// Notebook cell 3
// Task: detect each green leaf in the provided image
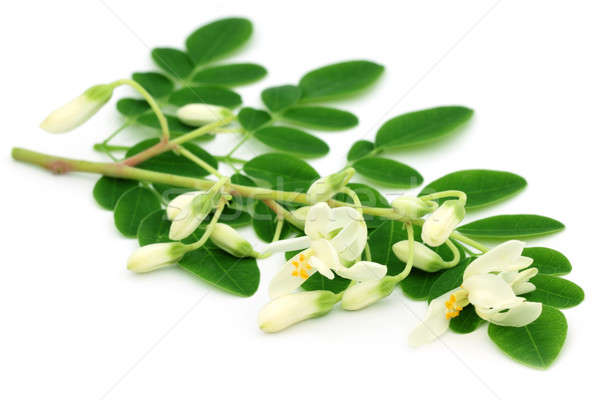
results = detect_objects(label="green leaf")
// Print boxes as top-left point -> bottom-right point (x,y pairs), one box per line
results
238,107 -> 271,131
419,170 -> 527,209
192,63 -> 267,86
93,177 -> 138,210
216,207 -> 252,228
523,275 -> 584,308
449,305 -> 485,334
488,305 -> 567,369
116,98 -> 150,117
137,209 -> 173,246
333,183 -> 389,229
522,247 -> 572,276
302,274 -> 351,293
427,259 -> 471,303
185,17 -> 253,65
229,173 -> 257,213
400,269 -> 444,300
168,86 -> 242,108
113,187 -> 162,237
458,215 -> 565,239
179,247 -> 260,296
281,106 -> 358,130
375,106 -> 473,149
243,153 -> 320,192
252,201 -> 289,242
136,113 -> 199,137
347,140 -> 375,161
132,72 -> 174,98
299,60 -> 384,101
353,157 -> 423,187
261,85 -> 301,112
151,48 -> 194,79
254,126 -> 329,157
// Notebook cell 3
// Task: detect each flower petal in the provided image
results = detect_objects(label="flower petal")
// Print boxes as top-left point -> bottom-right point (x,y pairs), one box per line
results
334,261 -> 387,281
166,191 -> 202,220
462,273 -> 520,310
463,240 -> 529,279
330,220 -> 366,262
330,206 -> 363,231
477,301 -> 542,327
305,202 -> 332,239
308,256 -> 334,279
408,290 -> 455,347
311,238 -> 342,269
268,250 -> 316,299
261,236 -> 311,254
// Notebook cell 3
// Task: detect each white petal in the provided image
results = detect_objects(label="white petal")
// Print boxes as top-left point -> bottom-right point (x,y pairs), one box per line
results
309,256 -> 334,279
311,238 -> 342,269
166,191 -> 202,220
330,220 -> 366,262
334,261 -> 387,281
477,301 -> 542,327
408,291 -> 455,347
513,282 -> 536,295
268,250 -> 316,299
463,240 -> 528,279
40,95 -> 103,133
305,202 -> 332,239
463,273 -> 520,310
261,236 -> 311,254
330,206 -> 363,231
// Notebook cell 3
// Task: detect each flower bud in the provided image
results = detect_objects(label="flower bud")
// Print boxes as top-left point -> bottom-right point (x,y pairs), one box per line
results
40,84 -> 114,133
306,168 -> 355,203
258,290 -> 340,333
391,196 -> 437,219
421,199 -> 465,247
341,276 -> 397,310
210,223 -> 257,258
169,188 -> 222,240
166,191 -> 203,220
176,103 -> 233,126
392,241 -> 447,272
127,242 -> 189,273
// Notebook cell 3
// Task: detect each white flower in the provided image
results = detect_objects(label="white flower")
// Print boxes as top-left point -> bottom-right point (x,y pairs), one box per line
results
176,103 -> 233,126
209,223 -> 257,258
392,241 -> 448,272
391,196 -> 437,219
40,84 -> 114,133
127,242 -> 189,273
263,202 -> 386,298
409,240 -> 542,347
421,199 -> 465,247
168,188 -> 221,241
166,191 -> 203,220
341,276 -> 397,310
258,290 -> 340,333
306,168 -> 354,203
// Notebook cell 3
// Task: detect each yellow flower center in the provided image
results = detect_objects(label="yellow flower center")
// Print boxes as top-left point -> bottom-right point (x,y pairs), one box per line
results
445,294 -> 463,320
291,253 -> 312,279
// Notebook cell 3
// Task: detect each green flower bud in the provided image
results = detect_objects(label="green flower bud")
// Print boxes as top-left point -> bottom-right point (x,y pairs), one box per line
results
341,276 -> 397,310
169,184 -> 223,241
127,242 -> 189,273
176,103 -> 233,126
422,199 -> 466,247
306,168 -> 354,203
391,196 -> 437,219
392,241 -> 447,272
210,223 -> 257,257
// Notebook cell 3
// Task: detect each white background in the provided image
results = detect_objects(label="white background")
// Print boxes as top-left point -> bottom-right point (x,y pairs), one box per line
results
1,1 -> 599,399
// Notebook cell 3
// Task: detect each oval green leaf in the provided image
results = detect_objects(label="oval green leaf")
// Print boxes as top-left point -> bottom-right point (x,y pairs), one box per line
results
243,153 -> 319,192
400,269 -> 444,300
168,86 -> 242,108
353,157 -> 423,187
113,187 -> 162,237
132,72 -> 174,98
192,63 -> 267,86
523,275 -> 584,308
116,98 -> 150,117
253,126 -> 329,158
261,85 -> 302,112
522,247 -> 572,276
93,177 -> 138,210
299,60 -> 384,101
281,106 -> 358,130
375,106 -> 473,149
457,215 -> 565,239
419,169 -> 527,209
449,305 -> 485,334
238,107 -> 271,132
347,140 -> 374,161
185,17 -> 253,65
488,305 -> 567,369
151,48 -> 194,79
252,201 -> 290,242
302,274 -> 351,293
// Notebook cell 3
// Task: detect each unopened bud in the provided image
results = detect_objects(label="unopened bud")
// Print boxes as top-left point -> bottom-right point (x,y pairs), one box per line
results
306,168 -> 354,203
169,187 -> 222,240
127,242 -> 189,273
176,103 -> 233,126
258,290 -> 340,333
341,276 -> 397,310
210,223 -> 257,257
421,199 -> 465,247
166,191 -> 203,220
391,196 -> 437,219
392,241 -> 447,272
40,84 -> 114,133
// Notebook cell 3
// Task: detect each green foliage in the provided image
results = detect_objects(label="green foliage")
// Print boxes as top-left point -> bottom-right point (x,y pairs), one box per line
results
254,126 -> 329,157
185,17 -> 253,65
261,85 -> 302,112
132,72 -> 174,98
281,106 -> 358,130
458,215 -> 565,239
113,187 -> 162,237
93,177 -> 138,210
420,170 -> 527,209
192,63 -> 267,86
137,209 -> 174,246
299,60 -> 384,101
488,305 -> 567,369
524,275 -> 584,308
237,107 -> 271,131
449,305 -> 484,334
252,201 -> 289,242
426,259 -> 471,303
302,274 -> 351,293
168,86 -> 242,108
522,247 -> 572,275
151,48 -> 195,79
333,183 -> 389,229
375,106 -> 473,149
116,98 -> 150,117
353,157 -> 423,187
229,173 -> 257,213
400,269 -> 444,300
347,140 -> 375,161
243,153 -> 320,191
